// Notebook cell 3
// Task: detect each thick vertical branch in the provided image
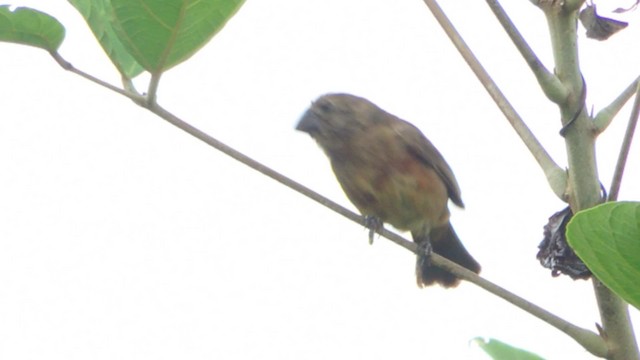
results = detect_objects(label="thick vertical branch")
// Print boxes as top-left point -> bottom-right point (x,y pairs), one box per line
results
541,2 -> 599,210
537,2 -> 639,359
593,280 -> 640,359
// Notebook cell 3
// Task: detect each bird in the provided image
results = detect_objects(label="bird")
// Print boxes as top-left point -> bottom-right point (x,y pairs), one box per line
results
296,93 -> 480,288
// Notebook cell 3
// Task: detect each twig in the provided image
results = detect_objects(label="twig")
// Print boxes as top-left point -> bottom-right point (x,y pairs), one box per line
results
371,225 -> 606,356
594,76 -> 640,135
485,0 -> 568,104
148,103 -> 365,222
50,48 -> 606,358
421,0 -> 567,200
150,98 -> 608,357
608,81 -> 640,201
433,250 -> 607,358
49,51 -> 146,105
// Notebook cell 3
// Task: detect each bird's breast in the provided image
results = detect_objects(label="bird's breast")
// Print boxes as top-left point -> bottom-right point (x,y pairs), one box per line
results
330,145 -> 450,232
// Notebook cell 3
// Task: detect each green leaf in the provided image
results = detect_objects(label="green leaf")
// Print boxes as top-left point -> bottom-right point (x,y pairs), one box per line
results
566,201 -> 640,310
473,338 -> 545,360
109,0 -> 246,73
0,5 -> 65,51
68,0 -> 144,78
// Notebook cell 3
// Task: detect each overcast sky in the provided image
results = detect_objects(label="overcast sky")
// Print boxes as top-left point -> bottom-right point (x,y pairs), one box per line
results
1,1 -> 639,359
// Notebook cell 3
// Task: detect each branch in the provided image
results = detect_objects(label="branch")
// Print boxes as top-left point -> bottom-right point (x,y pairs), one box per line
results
600,84 -> 640,358
539,1 -> 600,209
149,103 -> 358,219
49,51 -> 145,104
593,280 -> 640,360
420,0 -> 567,201
537,3 -> 639,358
485,0 -> 568,104
150,95 -> 606,356
608,80 -> 640,201
433,251 -> 607,358
48,49 -> 609,357
382,231 -> 608,356
594,76 -> 640,135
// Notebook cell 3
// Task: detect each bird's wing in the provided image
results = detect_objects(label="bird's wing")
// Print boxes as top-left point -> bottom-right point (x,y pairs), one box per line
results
391,119 -> 464,208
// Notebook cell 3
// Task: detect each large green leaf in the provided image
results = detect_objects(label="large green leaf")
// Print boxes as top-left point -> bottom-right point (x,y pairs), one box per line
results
0,6 -> 65,51
567,201 -> 640,310
473,338 -> 545,360
109,0 -> 245,73
68,0 -> 144,78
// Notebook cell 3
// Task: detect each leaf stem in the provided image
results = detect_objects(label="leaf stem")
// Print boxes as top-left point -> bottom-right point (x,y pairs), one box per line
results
147,72 -> 162,105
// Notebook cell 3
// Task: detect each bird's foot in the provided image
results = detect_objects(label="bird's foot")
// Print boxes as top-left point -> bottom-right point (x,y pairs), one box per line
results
416,239 -> 433,269
364,216 -> 383,245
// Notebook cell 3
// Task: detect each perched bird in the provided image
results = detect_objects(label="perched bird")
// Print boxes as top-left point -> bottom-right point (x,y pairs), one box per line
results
296,93 -> 480,288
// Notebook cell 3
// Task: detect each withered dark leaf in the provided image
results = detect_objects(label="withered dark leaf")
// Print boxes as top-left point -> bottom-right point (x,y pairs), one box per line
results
579,4 -> 629,40
537,206 -> 592,280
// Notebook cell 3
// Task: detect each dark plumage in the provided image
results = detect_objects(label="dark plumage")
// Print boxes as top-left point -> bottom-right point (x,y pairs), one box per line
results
297,93 -> 480,287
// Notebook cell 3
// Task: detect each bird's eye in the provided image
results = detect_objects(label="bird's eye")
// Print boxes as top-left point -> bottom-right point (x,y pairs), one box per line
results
316,100 -> 333,113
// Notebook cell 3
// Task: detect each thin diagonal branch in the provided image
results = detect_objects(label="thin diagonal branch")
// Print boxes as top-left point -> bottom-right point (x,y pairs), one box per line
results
49,51 -> 146,105
608,80 -> 640,201
485,0 -> 568,104
50,50 -> 607,356
595,76 -> 640,135
149,103 -> 363,223
147,105 -> 605,358
421,0 -> 567,200
434,250 -> 607,358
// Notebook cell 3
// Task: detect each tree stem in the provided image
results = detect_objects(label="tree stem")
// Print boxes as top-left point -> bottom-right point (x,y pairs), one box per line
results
593,280 -> 639,359
539,2 -> 639,358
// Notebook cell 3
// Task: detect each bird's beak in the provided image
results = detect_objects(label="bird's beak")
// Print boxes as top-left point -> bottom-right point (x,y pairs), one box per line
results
296,108 -> 320,134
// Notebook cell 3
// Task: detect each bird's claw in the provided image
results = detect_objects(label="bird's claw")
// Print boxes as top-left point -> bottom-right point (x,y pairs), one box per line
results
364,216 -> 383,245
417,240 -> 433,268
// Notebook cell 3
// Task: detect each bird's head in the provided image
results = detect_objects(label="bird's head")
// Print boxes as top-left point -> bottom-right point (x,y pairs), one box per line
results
296,93 -> 386,152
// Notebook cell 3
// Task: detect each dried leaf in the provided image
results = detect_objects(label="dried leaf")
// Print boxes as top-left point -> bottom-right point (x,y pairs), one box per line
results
537,206 -> 592,280
579,4 -> 628,40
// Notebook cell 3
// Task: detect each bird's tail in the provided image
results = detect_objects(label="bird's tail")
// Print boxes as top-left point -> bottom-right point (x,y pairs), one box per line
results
413,222 -> 481,288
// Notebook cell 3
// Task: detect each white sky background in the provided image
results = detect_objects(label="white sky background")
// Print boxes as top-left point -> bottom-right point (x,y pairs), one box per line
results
1,1 -> 639,359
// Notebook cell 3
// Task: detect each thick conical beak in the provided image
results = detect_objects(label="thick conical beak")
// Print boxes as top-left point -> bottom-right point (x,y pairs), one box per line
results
295,108 -> 320,134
